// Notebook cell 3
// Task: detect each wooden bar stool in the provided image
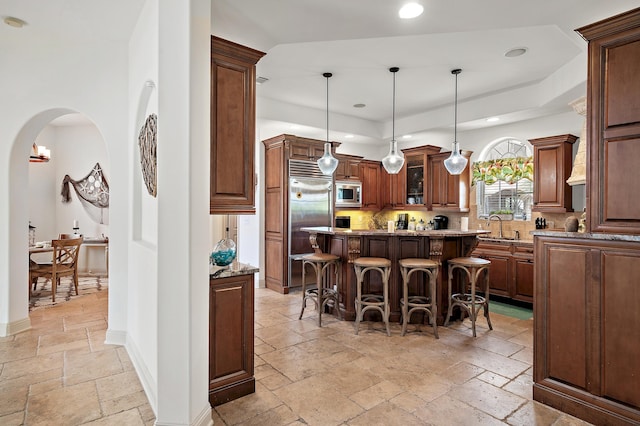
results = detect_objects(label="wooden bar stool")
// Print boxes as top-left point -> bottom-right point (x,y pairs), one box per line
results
353,257 -> 392,336
444,257 -> 493,337
399,258 -> 440,338
298,252 -> 341,327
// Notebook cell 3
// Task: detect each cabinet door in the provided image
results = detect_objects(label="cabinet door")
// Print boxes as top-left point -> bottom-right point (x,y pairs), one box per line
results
210,37 -> 265,214
428,151 -> 471,212
335,155 -> 361,181
530,135 -> 576,213
210,274 -> 255,405
381,168 -> 406,209
473,242 -> 511,298
360,161 -> 381,210
513,256 -> 534,302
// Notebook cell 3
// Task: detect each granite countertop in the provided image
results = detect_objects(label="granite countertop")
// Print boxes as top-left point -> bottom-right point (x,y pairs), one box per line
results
301,226 -> 490,237
210,262 -> 259,279
531,230 -> 640,242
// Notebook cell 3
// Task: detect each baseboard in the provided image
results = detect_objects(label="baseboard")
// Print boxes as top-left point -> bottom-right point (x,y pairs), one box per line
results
105,328 -> 127,346
124,336 -> 158,415
154,405 -> 213,426
0,316 -> 31,336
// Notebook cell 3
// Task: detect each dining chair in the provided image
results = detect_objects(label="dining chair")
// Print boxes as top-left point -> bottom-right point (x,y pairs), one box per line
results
29,237 -> 84,302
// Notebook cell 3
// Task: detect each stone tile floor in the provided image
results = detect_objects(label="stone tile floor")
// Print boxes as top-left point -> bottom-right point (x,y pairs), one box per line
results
1,287 -> 593,425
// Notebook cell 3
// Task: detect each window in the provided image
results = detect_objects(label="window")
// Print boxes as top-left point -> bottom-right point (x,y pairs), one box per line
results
474,138 -> 533,220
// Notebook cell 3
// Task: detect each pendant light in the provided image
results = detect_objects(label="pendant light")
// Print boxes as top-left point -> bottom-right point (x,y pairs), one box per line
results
444,68 -> 468,175
317,72 -> 339,175
382,67 -> 405,174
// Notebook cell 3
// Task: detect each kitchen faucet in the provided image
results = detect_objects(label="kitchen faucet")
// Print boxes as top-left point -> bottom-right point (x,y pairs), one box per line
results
487,214 -> 504,238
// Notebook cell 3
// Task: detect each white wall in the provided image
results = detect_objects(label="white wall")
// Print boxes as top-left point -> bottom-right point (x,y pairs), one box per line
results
1,0 -> 212,425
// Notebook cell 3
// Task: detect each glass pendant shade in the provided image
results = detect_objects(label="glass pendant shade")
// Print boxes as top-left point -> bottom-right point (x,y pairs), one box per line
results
318,142 -> 339,175
382,67 -> 405,174
317,72 -> 338,175
444,68 -> 467,175
382,140 -> 405,174
443,141 -> 468,175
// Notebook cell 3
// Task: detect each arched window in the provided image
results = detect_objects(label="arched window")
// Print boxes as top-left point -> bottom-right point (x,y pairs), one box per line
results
474,138 -> 533,220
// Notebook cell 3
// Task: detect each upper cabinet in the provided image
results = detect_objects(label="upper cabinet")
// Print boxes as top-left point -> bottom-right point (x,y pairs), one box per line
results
427,150 -> 471,212
210,36 -> 265,215
335,154 -> 362,181
382,145 -> 440,209
578,8 -> 640,234
530,134 -> 577,213
359,160 -> 382,211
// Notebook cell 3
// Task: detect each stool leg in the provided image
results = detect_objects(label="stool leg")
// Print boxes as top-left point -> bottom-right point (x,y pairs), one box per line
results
316,261 -> 324,327
354,266 -> 362,335
483,267 -> 493,330
298,260 -> 308,320
401,267 -> 409,336
429,269 -> 439,339
470,267 -> 477,337
383,267 -> 391,337
444,263 -> 455,327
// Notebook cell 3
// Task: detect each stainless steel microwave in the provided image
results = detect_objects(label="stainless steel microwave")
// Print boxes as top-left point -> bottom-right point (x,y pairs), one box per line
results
335,181 -> 361,207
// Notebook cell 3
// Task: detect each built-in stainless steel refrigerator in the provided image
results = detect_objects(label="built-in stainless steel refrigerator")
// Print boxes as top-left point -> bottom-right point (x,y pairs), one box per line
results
288,160 -> 333,287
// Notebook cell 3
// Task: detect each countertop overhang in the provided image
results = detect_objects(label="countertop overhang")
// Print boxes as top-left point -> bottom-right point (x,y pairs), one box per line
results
301,226 -> 490,237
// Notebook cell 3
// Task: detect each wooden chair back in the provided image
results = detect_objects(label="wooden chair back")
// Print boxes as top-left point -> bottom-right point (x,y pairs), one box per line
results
52,237 -> 83,272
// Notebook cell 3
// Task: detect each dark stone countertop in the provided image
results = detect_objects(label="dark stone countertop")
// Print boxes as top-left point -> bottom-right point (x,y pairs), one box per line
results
210,262 -> 259,280
531,230 -> 640,242
301,226 -> 490,238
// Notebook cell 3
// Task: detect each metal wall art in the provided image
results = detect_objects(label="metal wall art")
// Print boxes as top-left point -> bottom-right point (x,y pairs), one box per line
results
138,113 -> 157,197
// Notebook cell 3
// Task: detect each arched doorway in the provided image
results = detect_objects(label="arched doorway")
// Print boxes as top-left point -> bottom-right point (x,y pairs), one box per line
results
4,108 -> 110,334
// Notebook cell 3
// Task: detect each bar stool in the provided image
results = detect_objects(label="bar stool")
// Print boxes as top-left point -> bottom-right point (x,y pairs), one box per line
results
298,252 -> 341,327
399,258 -> 440,338
444,257 -> 493,337
353,257 -> 392,336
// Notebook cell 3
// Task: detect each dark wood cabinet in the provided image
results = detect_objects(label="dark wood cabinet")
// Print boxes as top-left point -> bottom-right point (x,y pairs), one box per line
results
427,151 -> 472,212
209,272 -> 255,406
578,8 -> 640,234
530,134 -> 577,213
210,37 -> 265,215
472,240 -> 533,303
335,154 -> 362,181
381,145 -> 440,209
288,139 -> 328,161
359,160 -> 382,211
534,236 -> 640,424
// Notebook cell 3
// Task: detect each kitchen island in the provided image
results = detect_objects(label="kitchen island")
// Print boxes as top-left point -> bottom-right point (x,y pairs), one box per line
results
301,227 -> 489,324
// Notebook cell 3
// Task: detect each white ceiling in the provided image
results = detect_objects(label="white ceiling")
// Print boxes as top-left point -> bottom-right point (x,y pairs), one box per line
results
3,0 -> 638,145
212,0 -> 639,145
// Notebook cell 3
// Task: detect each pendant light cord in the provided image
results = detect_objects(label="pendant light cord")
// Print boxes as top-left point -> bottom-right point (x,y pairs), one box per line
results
451,68 -> 462,147
324,72 -> 332,143
390,67 -> 399,141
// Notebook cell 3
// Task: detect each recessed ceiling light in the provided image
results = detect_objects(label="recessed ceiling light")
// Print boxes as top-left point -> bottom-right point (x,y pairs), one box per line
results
4,16 -> 26,28
353,103 -> 366,108
399,3 -> 424,19
504,47 -> 528,58
344,134 -> 354,139
402,134 -> 412,139
486,117 -> 500,122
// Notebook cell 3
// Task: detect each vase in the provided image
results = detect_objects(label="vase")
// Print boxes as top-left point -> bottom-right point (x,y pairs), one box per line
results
211,238 -> 237,266
565,216 -> 579,232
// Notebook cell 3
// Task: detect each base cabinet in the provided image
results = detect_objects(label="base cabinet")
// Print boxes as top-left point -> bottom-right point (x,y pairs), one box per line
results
472,241 -> 533,303
209,273 -> 255,406
534,236 -> 640,424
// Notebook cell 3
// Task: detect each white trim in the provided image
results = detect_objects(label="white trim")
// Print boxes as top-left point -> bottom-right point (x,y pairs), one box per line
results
105,328 -> 127,345
0,316 -> 31,336
125,335 -> 158,415
154,406 -> 213,426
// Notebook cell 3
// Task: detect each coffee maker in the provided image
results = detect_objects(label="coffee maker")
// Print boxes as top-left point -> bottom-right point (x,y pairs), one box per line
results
396,213 -> 408,230
433,215 -> 449,230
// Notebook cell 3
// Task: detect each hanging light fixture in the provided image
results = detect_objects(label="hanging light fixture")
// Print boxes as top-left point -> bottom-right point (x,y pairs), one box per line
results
29,143 -> 50,163
444,68 -> 468,175
382,67 -> 405,174
317,72 -> 339,175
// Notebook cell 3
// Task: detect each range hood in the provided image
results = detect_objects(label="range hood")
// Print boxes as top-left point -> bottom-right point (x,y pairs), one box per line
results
567,96 -> 587,186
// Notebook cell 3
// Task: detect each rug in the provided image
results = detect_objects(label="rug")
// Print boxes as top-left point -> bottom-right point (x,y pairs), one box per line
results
29,275 -> 108,310
490,300 -> 533,320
